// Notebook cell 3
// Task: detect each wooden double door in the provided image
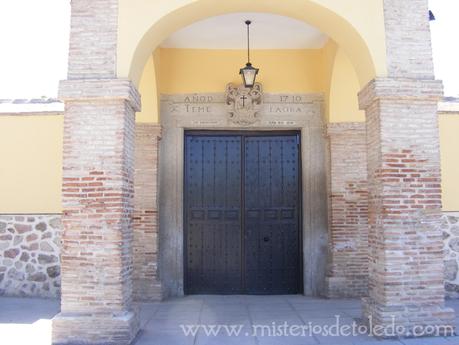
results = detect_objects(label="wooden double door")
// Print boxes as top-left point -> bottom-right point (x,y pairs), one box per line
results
184,131 -> 302,294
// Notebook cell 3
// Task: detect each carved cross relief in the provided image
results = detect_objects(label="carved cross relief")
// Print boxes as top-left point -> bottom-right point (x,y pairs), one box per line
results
225,83 -> 263,125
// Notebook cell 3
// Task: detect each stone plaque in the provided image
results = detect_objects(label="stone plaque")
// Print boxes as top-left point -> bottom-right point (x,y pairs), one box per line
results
160,91 -> 323,129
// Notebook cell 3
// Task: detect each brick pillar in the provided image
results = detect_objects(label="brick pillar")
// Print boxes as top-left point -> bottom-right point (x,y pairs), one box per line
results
359,78 -> 455,336
133,124 -> 162,301
325,123 -> 369,298
52,1 -> 141,343
357,0 -> 455,336
52,79 -> 141,344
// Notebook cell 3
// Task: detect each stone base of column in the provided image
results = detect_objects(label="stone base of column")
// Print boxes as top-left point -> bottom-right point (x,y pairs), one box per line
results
362,297 -> 455,338
52,310 -> 140,345
324,276 -> 368,298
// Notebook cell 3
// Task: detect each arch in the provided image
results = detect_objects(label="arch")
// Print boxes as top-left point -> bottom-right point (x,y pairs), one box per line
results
118,0 -> 387,88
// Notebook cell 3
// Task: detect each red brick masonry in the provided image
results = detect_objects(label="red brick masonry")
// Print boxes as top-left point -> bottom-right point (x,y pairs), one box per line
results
326,123 -> 369,298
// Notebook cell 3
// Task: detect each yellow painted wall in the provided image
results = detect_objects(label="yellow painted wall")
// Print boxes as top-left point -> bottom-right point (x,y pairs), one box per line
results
440,115 -> 459,211
136,55 -> 159,123
157,48 -> 325,95
0,116 -> 63,213
328,48 -> 365,122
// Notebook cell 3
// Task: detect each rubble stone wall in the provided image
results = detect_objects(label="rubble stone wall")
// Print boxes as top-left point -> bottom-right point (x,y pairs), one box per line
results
442,212 -> 459,298
0,214 -> 61,298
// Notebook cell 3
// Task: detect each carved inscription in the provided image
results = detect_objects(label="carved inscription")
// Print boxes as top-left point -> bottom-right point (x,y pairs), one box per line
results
184,95 -> 214,113
183,95 -> 214,103
267,120 -> 297,126
185,104 -> 211,113
268,105 -> 303,113
279,95 -> 305,103
264,95 -> 311,114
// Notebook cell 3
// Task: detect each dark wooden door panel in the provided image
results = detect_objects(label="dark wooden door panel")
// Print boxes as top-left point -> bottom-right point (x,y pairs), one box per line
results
184,132 -> 301,295
244,135 -> 300,294
185,135 -> 242,294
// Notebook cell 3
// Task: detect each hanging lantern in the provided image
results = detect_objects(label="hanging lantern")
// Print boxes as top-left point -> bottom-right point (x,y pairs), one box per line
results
239,20 -> 259,88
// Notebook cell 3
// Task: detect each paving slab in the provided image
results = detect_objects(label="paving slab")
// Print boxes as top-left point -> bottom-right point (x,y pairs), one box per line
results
1,295 -> 459,345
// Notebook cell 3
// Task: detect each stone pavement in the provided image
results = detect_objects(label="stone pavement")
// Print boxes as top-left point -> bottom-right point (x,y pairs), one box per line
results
2,295 -> 459,345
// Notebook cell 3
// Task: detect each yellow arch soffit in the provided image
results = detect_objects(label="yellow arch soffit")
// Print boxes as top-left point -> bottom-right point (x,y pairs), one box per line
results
118,0 -> 387,88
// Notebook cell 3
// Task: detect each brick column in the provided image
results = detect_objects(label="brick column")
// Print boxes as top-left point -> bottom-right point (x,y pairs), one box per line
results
52,79 -> 141,344
325,123 -> 368,298
52,1 -> 141,343
359,78 -> 455,336
133,124 -> 162,301
357,0 -> 455,336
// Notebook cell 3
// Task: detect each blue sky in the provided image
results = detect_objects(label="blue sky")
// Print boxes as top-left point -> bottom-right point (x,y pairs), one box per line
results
0,0 -> 457,99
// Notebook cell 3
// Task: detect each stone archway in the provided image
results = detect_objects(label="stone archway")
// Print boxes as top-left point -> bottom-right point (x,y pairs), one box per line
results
52,1 -> 455,344
118,0 -> 384,87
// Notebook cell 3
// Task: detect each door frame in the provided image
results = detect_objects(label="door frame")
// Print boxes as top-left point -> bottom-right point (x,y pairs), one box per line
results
159,92 -> 328,298
183,130 -> 304,295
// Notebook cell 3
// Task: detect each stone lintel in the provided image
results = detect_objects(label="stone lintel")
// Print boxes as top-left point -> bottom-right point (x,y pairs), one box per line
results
326,122 -> 366,136
59,78 -> 141,112
160,92 -> 324,130
358,78 -> 443,110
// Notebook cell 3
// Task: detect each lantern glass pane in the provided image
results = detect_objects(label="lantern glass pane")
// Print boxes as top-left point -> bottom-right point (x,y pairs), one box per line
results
242,69 -> 256,87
